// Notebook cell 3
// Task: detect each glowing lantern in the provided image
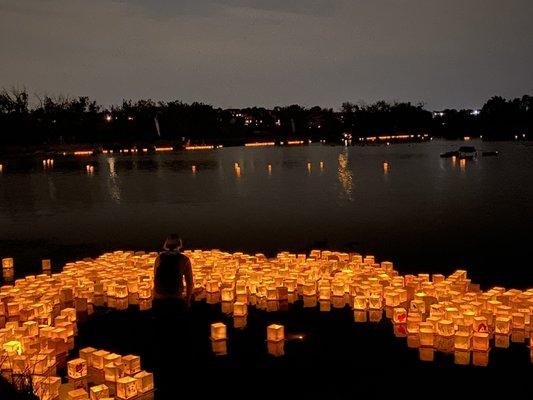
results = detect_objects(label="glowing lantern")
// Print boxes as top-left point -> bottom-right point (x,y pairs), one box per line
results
393,307 -> 407,324
419,326 -> 434,347
134,370 -> 154,393
104,361 -> 124,382
91,350 -> 110,369
472,332 -> 489,352
221,288 -> 235,302
437,320 -> 454,337
454,332 -> 471,350
42,259 -> 51,271
319,286 -> 331,301
368,294 -> 382,310
267,324 -> 285,342
67,388 -> 89,400
233,302 -> 248,317
495,316 -> 510,334
67,358 -> 88,379
354,310 -> 367,323
353,296 -> 367,311
473,317 -> 488,333
89,384 -> 109,400
206,280 -> 219,293
116,377 -> 138,399
511,312 -> 525,329
211,322 -> 227,341
122,355 -> 141,375
2,258 -> 14,269
3,340 -> 23,356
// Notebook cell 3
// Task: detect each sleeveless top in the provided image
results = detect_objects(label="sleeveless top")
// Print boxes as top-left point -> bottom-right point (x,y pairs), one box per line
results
154,251 -> 188,297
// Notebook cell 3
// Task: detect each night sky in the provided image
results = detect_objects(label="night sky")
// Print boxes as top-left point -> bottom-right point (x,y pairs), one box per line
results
1,0 -> 532,109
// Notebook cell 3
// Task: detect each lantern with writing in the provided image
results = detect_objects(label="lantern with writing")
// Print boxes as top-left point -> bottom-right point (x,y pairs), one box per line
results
116,377 -> 138,399
67,358 -> 88,379
393,307 -> 407,324
122,355 -> 141,375
353,296 -> 367,311
495,316 -> 510,335
2,258 -> 14,269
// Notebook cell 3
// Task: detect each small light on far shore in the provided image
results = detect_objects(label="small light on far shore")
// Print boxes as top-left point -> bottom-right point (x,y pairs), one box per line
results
105,115 -> 112,122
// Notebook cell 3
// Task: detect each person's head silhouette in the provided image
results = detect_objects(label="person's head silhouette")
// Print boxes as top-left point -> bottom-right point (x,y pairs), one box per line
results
163,234 -> 182,251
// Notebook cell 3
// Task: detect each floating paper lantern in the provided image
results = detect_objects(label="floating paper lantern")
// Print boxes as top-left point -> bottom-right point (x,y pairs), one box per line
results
121,354 -> 141,375
3,340 -> 23,356
437,320 -> 454,337
211,322 -> 227,341
41,259 -> 52,271
67,388 -> 89,400
221,288 -> 235,302
116,377 -> 138,399
67,358 -> 88,379
353,295 -> 367,311
472,333 -> 489,352
454,332 -> 471,351
89,384 -> 109,400
233,302 -> 247,317
133,370 -> 154,393
2,258 -> 14,269
495,316 -> 510,334
267,324 -> 284,342
91,350 -> 110,369
393,307 -> 407,324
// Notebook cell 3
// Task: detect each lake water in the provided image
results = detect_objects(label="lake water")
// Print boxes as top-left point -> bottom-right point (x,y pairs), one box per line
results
2,139 -> 532,287
1,139 -> 532,288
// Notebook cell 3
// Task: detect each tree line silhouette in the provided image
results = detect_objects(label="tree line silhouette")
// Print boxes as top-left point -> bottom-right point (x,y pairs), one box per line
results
0,88 -> 531,147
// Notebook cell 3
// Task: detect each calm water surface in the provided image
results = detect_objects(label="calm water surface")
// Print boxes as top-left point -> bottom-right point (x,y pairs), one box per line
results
1,139 -> 532,287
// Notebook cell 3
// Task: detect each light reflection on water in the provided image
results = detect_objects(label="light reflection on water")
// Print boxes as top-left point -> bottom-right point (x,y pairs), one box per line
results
337,148 -> 353,201
0,140 -> 532,287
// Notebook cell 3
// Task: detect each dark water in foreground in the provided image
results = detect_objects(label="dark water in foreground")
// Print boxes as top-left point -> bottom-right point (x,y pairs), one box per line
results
1,139 -> 532,287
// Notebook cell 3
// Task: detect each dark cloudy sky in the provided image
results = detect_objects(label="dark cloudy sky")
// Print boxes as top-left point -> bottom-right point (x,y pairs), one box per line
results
1,0 -> 532,110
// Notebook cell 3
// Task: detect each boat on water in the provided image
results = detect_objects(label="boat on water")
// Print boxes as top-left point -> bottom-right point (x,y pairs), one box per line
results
440,146 -> 477,159
441,146 -> 499,159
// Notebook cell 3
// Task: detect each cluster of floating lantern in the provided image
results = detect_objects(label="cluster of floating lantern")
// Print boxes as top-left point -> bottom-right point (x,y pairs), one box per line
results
2,249 -> 533,399
187,249 -> 533,366
1,252 -> 156,399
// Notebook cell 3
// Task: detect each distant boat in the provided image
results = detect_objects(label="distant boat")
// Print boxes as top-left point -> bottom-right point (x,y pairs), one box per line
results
440,146 -> 477,159
440,151 -> 459,158
458,146 -> 477,159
